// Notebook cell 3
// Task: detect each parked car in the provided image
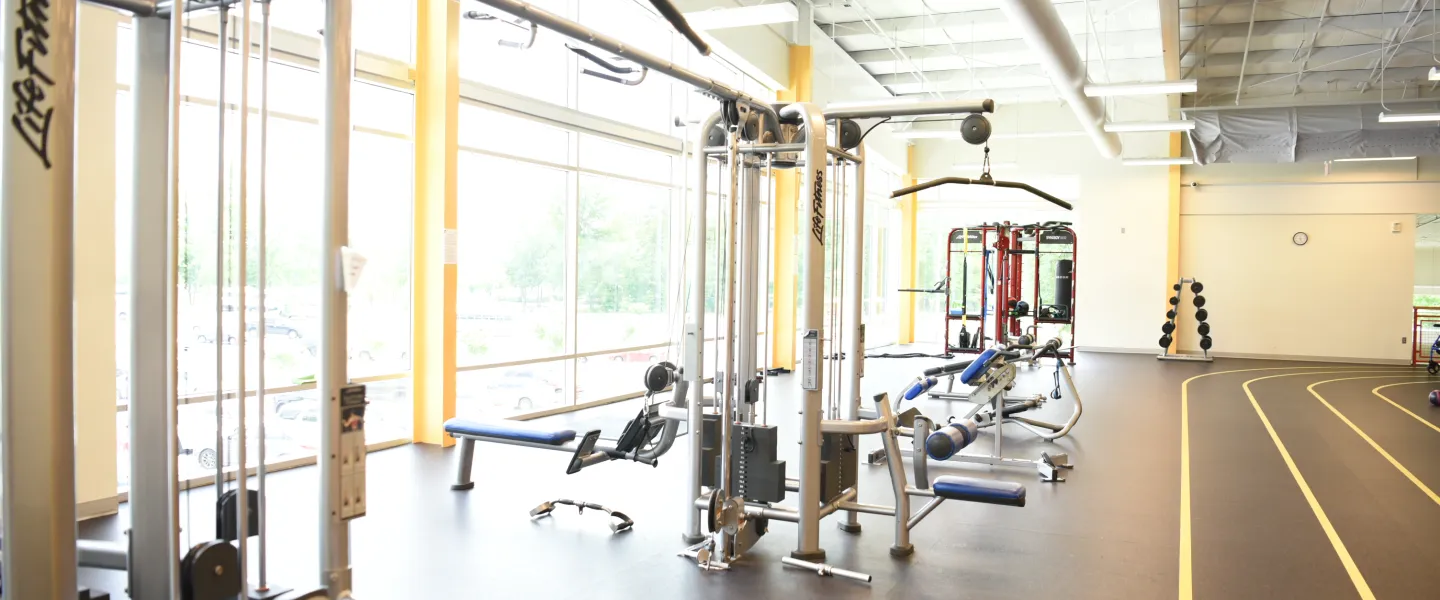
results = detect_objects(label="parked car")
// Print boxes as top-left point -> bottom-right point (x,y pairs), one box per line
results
247,317 -> 304,339
609,350 -> 658,363
484,370 -> 563,411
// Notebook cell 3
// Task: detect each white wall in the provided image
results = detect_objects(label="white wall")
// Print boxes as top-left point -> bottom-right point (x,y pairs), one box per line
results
1179,215 -> 1415,362
912,102 -> 1173,352
1179,157 -> 1440,362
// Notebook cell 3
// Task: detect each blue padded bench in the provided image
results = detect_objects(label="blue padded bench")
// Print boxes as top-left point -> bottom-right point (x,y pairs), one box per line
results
445,418 -> 579,490
444,418 -> 576,445
932,476 -> 1026,507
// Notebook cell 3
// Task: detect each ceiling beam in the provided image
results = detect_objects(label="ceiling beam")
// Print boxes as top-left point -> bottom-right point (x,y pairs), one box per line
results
1180,10 -> 1435,40
821,3 -> 1158,39
849,29 -> 1162,66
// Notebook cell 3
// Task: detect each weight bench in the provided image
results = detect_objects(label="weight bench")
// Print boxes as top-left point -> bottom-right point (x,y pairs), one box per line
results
930,475 -> 1026,507
445,418 -> 616,490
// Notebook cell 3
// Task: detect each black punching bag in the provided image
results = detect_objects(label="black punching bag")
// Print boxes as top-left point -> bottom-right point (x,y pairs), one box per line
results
1054,259 -> 1073,313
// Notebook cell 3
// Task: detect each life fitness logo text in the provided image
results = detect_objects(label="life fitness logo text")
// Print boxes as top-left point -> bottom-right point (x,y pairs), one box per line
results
810,169 -> 825,244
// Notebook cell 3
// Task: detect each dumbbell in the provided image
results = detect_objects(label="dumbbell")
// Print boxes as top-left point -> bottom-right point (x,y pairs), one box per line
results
1195,308 -> 1208,322
1166,309 -> 1177,320
1169,296 -> 1180,306
1193,295 -> 1206,308
1199,336 -> 1213,350
1162,322 -> 1175,335
1173,283 -> 1182,291
1191,281 -> 1204,294
1159,334 -> 1173,348
1198,322 -> 1210,336
1430,390 -> 1440,407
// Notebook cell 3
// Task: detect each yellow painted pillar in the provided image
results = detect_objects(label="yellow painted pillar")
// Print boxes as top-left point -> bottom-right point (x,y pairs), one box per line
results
1166,132 -> 1182,352
413,0 -> 460,446
897,146 -> 918,344
770,44 -> 811,369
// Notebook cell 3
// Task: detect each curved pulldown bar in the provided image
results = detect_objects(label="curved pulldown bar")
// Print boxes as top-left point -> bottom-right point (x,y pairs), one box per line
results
469,0 -> 775,123
890,177 -> 1073,211
567,44 -> 649,86
463,10 -> 538,49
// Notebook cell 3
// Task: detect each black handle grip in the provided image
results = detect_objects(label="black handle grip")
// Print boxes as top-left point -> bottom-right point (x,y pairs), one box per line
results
647,0 -> 711,56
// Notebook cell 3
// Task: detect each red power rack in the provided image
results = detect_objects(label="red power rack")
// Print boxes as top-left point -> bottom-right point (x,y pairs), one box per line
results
942,222 -> 1076,363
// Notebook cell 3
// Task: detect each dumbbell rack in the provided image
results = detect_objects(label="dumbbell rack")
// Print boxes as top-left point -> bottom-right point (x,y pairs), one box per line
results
1158,277 -> 1213,362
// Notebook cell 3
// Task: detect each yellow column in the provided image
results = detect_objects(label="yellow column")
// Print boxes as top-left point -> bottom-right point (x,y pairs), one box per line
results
897,145 -> 918,344
413,0 -> 460,446
770,44 -> 811,369
1166,132 -> 1182,352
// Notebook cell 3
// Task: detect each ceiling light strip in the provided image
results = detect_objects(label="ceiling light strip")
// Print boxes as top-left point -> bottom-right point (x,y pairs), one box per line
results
1084,79 -> 1197,97
1103,120 -> 1197,133
1123,157 -> 1194,166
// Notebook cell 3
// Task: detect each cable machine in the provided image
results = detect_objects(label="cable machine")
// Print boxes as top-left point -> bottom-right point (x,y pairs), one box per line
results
1,1 -> 360,598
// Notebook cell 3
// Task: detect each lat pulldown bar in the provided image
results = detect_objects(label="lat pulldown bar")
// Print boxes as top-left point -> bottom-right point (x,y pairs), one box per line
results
890,177 -> 1073,211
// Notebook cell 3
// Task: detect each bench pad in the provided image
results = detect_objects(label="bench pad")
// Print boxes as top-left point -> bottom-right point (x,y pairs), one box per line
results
444,418 -> 576,445
932,476 -> 1026,507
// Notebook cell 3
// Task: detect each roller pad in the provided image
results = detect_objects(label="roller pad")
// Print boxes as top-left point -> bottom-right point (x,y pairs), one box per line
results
932,476 -> 1026,507
959,349 -> 999,385
902,377 -> 938,401
925,420 -> 979,460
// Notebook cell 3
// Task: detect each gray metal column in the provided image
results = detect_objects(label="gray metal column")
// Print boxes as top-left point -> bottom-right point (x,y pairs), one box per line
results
1,0 -> 80,596
684,112 -> 721,544
734,162 -> 760,424
782,102 -> 828,561
839,146 -> 865,532
320,0 -> 355,595
127,10 -> 182,599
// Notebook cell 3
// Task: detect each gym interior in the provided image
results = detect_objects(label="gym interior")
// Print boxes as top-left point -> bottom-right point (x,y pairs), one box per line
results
4,0 -> 1440,598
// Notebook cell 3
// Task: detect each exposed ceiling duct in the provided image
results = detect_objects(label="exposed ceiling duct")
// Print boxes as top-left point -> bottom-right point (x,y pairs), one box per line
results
996,0 -> 1123,158
1183,102 -> 1440,164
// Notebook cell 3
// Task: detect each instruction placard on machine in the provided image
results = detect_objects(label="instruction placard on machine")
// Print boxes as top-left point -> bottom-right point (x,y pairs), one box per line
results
802,330 -> 820,391
340,384 -> 368,520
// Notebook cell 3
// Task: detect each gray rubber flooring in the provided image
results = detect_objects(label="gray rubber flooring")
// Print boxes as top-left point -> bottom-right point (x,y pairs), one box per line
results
77,350 -> 1440,599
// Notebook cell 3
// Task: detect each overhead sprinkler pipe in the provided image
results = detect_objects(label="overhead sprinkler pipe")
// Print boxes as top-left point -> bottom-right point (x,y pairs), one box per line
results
995,0 -> 1123,158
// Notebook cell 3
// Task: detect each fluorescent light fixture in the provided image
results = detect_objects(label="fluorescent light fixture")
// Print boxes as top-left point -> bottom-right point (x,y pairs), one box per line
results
1332,156 -> 1416,162
1378,112 -> 1440,123
1122,157 -> 1193,166
895,130 -> 1087,140
1103,120 -> 1197,133
1431,66 -> 1440,81
683,4 -> 798,31
954,162 -> 1018,170
1084,79 -> 1197,97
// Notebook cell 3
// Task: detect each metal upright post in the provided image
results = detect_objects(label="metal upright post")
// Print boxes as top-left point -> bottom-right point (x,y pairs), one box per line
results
783,101 -> 828,561
128,8 -> 182,598
237,0 -> 253,588
715,126 -> 740,559
684,112 -> 721,544
736,161 -> 761,423
839,144 -> 865,532
256,0 -> 274,593
214,0 -> 231,503
320,0 -> 356,595
1,0 -> 80,596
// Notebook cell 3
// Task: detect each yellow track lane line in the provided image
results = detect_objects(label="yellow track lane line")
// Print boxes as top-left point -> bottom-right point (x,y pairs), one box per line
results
1371,382 -> 1440,433
1242,372 -> 1395,600
1177,366 -> 1410,600
1308,378 -> 1440,506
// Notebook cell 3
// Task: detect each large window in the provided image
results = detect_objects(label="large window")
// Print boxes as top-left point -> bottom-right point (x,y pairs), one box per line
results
115,26 -> 415,491
456,152 -> 569,366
